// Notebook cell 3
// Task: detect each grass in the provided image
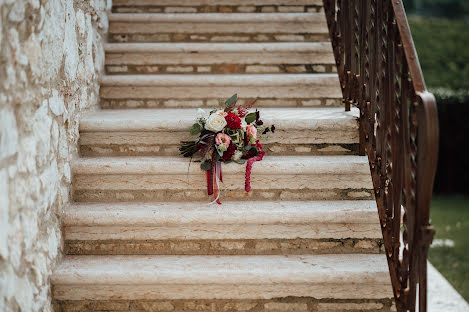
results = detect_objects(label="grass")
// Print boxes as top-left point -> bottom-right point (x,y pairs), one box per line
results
428,196 -> 469,300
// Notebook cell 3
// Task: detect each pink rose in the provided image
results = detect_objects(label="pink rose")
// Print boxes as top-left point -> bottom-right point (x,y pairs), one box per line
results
215,133 -> 231,148
246,124 -> 257,140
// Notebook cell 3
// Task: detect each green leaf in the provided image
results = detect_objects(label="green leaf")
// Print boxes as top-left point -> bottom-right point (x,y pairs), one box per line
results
245,112 -> 256,124
234,160 -> 246,164
224,93 -> 238,109
190,123 -> 202,136
200,162 -> 211,171
245,145 -> 252,151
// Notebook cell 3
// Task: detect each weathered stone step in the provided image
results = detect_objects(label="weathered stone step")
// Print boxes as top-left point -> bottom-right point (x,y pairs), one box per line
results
72,156 -> 374,202
64,200 -> 382,255
105,42 -> 336,74
52,254 -> 392,301
112,0 -> 324,14
108,13 -> 329,42
79,108 -> 359,157
100,74 -> 342,109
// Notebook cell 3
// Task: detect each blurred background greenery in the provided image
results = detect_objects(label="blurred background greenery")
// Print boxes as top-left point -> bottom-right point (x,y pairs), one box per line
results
403,0 -> 469,301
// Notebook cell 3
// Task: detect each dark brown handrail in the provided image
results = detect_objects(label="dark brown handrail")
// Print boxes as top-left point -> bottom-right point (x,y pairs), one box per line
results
322,1 -> 439,311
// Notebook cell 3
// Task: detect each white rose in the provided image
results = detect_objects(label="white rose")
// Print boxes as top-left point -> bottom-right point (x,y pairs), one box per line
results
205,113 -> 227,132
241,118 -> 247,130
232,150 -> 243,161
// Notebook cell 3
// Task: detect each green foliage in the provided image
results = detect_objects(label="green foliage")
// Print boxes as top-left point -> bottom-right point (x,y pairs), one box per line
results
189,123 -> 202,136
224,93 -> 238,110
403,0 -> 469,18
245,112 -> 257,124
429,196 -> 469,300
200,162 -> 211,171
408,17 -> 469,91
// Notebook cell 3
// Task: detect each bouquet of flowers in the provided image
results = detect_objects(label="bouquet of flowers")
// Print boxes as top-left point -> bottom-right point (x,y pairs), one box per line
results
179,94 -> 275,204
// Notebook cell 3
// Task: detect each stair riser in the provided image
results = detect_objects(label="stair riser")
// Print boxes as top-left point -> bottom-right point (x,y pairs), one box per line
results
100,86 -> 342,107
73,183 -> 373,202
56,298 -> 395,312
53,284 -> 392,301
80,143 -> 358,157
110,34 -> 330,44
106,63 -> 337,75
113,5 -> 324,14
55,298 -> 393,312
110,33 -> 330,43
109,20 -> 327,34
73,173 -> 372,194
65,237 -> 382,255
101,98 -> 342,109
105,43 -> 335,68
79,130 -> 358,156
65,222 -> 381,240
105,51 -> 334,65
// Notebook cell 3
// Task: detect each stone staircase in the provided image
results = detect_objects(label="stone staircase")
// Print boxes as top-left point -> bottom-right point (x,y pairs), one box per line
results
52,1 -> 394,311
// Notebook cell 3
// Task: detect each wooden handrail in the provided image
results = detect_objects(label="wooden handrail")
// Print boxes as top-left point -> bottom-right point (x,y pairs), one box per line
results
322,1 -> 439,311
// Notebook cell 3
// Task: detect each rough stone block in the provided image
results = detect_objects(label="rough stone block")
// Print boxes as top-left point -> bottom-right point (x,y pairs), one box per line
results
223,302 -> 258,311
135,66 -> 160,73
93,301 -> 130,310
197,66 -> 211,73
253,34 -> 270,41
107,65 -> 128,73
163,100 -> 204,108
237,6 -> 256,13
135,301 -> 175,311
211,36 -> 250,42
218,64 -> 242,73
261,6 -> 276,12
348,191 -> 371,198
165,7 -> 197,13
166,66 -> 194,73
246,65 -> 280,73
183,301 -> 216,311
278,6 -> 305,12
284,65 -> 307,73
312,65 -> 326,72
317,302 -> 384,311
302,99 -> 322,106
274,35 -> 305,41
354,240 -> 376,250
169,242 -> 201,252
264,302 -> 308,311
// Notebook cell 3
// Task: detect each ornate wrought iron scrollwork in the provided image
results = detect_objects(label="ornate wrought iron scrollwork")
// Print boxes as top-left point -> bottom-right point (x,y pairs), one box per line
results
322,1 -> 439,311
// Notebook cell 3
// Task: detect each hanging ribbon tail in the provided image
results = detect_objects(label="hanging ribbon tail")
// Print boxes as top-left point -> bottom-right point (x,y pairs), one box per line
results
245,140 -> 265,193
209,161 -> 222,205
219,165 -> 223,183
206,167 -> 214,196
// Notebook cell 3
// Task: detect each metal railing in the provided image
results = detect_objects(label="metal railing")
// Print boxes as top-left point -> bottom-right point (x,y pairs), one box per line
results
322,0 -> 439,310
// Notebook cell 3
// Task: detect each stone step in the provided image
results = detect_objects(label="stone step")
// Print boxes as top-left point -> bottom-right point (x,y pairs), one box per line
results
72,156 -> 373,202
52,254 -> 392,301
64,200 -> 382,255
108,13 -> 329,42
79,107 -> 359,157
105,42 -> 336,75
100,74 -> 343,109
112,0 -> 324,14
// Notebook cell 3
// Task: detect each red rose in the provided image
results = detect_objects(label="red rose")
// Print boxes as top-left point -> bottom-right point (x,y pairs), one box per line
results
222,143 -> 236,161
225,112 -> 242,130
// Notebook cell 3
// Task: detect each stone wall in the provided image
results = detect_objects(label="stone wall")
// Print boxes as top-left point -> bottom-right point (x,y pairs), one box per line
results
0,0 -> 110,310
